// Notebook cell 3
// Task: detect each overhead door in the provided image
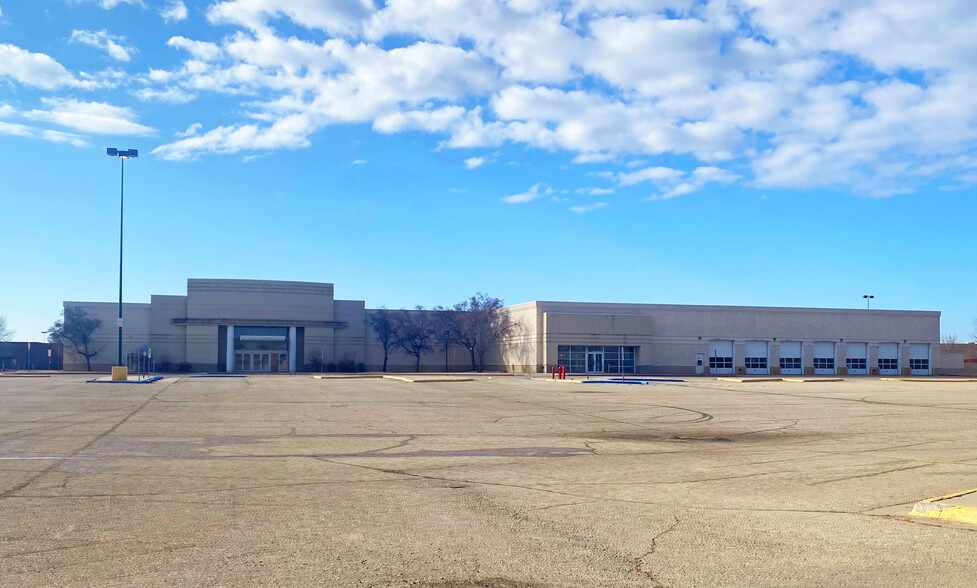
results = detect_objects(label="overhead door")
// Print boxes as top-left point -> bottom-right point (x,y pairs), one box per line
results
878,343 -> 899,375
910,344 -> 930,376
745,341 -> 768,375
779,341 -> 802,375
813,342 -> 835,375
846,343 -> 868,375
709,341 -> 733,375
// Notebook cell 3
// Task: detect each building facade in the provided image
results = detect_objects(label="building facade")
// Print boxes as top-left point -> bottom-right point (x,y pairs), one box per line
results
0,342 -> 63,371
64,279 -> 943,375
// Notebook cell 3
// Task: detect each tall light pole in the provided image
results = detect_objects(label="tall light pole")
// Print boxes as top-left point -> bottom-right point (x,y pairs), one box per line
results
107,148 -> 138,367
862,294 -> 874,310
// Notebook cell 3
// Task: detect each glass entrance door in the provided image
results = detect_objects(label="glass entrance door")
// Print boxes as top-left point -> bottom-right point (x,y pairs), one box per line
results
235,351 -> 282,372
587,352 -> 603,373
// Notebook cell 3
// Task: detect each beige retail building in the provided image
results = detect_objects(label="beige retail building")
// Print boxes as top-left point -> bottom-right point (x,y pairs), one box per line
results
63,278 -> 952,375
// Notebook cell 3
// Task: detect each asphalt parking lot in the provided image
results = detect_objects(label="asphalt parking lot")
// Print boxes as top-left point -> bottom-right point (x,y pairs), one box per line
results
1,374 -> 976,587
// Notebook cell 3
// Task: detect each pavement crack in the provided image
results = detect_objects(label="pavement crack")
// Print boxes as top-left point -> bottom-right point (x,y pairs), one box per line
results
0,380 -> 175,500
633,516 -> 680,587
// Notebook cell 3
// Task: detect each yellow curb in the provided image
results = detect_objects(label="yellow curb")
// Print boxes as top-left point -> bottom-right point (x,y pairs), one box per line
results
312,375 -> 384,379
782,378 -> 844,383
881,378 -> 977,382
909,488 -> 977,526
717,377 -> 783,383
381,375 -> 476,383
909,505 -> 977,525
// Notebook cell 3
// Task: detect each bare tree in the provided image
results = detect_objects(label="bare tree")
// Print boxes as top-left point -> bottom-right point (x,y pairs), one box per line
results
941,333 -> 960,354
0,316 -> 13,342
440,293 -> 514,372
367,307 -> 398,372
48,308 -> 102,371
393,307 -> 436,372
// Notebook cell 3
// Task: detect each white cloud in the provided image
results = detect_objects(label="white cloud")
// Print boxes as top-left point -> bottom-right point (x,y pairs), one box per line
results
653,166 -> 740,199
175,122 -> 202,137
160,1 -> 187,22
617,166 -> 685,186
40,129 -> 90,147
207,0 -> 374,35
135,86 -> 195,103
87,1 -> 977,196
24,99 -> 155,136
0,44 -> 85,89
588,187 -> 614,195
74,0 -> 144,8
569,201 -> 608,213
167,36 -> 222,61
0,119 -> 89,148
69,30 -> 134,62
0,120 -> 34,138
503,183 -> 552,203
152,114 -> 314,160
351,159 -> 366,165
464,157 -> 484,169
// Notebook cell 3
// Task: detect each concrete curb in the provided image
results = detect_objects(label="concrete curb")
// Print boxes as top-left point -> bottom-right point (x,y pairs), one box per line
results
312,375 -> 384,379
881,378 -> 977,383
783,378 -> 844,383
531,377 -> 583,384
381,375 -> 476,383
717,377 -> 782,383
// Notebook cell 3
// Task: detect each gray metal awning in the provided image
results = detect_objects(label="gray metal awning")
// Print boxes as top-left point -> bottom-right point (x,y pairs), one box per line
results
171,318 -> 348,328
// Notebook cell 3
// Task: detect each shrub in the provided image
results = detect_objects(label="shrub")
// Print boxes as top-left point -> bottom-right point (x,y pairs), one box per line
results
157,356 -> 173,372
177,362 -> 192,372
307,352 -> 324,372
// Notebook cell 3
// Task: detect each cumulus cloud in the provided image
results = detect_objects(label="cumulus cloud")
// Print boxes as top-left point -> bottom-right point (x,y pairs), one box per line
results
24,98 -> 155,136
152,114 -> 313,160
464,157 -> 484,169
0,44 -> 86,89
175,122 -> 202,137
69,30 -> 134,62
160,1 -> 187,22
167,36 -> 222,61
106,0 -> 977,198
503,183 -> 552,203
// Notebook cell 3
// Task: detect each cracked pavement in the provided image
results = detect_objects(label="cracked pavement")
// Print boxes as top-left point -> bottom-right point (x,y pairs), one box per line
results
1,375 -> 977,586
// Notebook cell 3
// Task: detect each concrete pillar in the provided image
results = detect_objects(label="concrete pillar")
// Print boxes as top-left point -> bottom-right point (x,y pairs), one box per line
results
288,327 -> 297,372
226,325 -> 234,373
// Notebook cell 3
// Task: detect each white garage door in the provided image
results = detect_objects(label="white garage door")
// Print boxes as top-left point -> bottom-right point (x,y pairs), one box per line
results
779,341 -> 802,375
813,342 -> 835,375
745,342 -> 768,375
709,341 -> 733,375
878,343 -> 899,375
846,343 -> 868,375
910,344 -> 930,375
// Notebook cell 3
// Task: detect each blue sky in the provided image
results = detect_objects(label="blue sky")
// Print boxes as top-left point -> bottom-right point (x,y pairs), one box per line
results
1,0 -> 975,342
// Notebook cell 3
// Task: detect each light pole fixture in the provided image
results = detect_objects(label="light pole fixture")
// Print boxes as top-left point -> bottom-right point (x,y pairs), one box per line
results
862,294 -> 874,310
107,148 -> 138,367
